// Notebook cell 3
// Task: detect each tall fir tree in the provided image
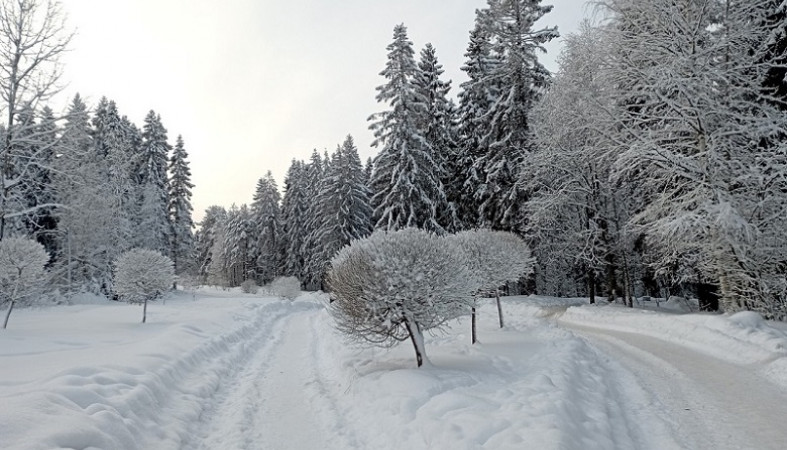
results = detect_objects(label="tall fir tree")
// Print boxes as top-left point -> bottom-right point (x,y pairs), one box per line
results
250,171 -> 281,284
313,135 -> 373,286
468,0 -> 558,231
30,106 -> 59,255
456,25 -> 503,228
53,94 -> 120,293
222,204 -> 253,286
413,43 -> 460,232
136,110 -> 171,254
91,97 -> 133,255
279,159 -> 308,280
368,24 -> 448,233
168,135 -> 195,275
195,205 -> 227,283
301,150 -> 327,288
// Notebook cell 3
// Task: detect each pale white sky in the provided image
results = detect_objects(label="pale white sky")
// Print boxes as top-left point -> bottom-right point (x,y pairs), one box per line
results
57,0 -> 589,222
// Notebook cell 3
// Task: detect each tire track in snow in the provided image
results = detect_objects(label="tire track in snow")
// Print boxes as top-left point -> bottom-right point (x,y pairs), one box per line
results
182,300 -> 330,450
178,300 -> 311,449
564,322 -> 787,450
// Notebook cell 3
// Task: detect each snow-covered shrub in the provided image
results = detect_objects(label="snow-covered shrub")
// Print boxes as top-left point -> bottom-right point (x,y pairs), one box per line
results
327,228 -> 478,367
449,230 -> 535,336
241,279 -> 259,294
0,237 -> 49,329
114,249 -> 174,323
268,276 -> 300,300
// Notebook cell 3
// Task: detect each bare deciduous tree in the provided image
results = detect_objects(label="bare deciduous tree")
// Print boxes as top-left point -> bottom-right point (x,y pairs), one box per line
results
0,0 -> 72,238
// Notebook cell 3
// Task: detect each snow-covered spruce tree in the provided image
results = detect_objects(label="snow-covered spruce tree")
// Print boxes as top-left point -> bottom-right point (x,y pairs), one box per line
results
413,43 -> 459,232
368,24 -> 448,234
312,136 -> 373,288
456,25 -> 502,228
51,94 -> 121,294
279,159 -> 308,281
135,110 -> 171,254
250,171 -> 281,284
90,97 -> 134,257
27,106 -> 59,255
205,213 -> 230,288
468,0 -> 558,232
327,228 -> 477,367
114,249 -> 174,324
6,102 -> 55,239
168,135 -> 195,276
221,204 -> 254,287
449,230 -> 534,341
0,236 -> 48,329
195,205 -> 227,283
301,150 -> 328,289
0,0 -> 71,239
603,0 -> 787,317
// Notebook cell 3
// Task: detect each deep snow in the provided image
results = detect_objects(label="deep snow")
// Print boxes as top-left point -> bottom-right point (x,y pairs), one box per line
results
1,292 -> 786,449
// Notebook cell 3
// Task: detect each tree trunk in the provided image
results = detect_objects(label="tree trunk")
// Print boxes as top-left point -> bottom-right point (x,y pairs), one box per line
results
404,316 -> 426,368
142,298 -> 148,324
622,253 -> 633,308
697,282 -> 720,312
605,252 -> 618,303
471,305 -> 477,345
588,267 -> 596,304
495,288 -> 504,328
3,300 -> 14,329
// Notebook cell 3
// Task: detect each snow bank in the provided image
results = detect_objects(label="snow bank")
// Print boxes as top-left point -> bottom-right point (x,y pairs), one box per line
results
560,303 -> 787,389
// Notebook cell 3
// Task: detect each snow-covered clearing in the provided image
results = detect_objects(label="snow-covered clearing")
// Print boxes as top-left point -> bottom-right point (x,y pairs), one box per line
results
2,292 -> 786,449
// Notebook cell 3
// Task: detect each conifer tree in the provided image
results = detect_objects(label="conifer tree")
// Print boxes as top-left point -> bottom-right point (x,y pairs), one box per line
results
136,110 -> 171,254
91,97 -> 133,255
250,171 -> 281,284
414,43 -> 459,232
53,94 -> 119,293
30,106 -> 58,255
369,24 -> 448,234
195,206 -> 227,283
222,204 -> 253,286
10,102 -> 53,238
313,135 -> 373,285
456,25 -> 502,228
468,0 -> 558,231
303,150 -> 331,288
168,135 -> 195,275
279,160 -> 308,280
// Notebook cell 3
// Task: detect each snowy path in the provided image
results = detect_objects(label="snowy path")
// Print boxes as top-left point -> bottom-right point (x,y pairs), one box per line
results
234,309 -> 326,450
562,321 -> 787,450
184,302 -> 328,450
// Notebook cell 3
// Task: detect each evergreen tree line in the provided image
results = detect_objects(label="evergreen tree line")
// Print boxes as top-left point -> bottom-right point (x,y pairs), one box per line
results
199,0 -> 787,321
196,136 -> 372,290
4,94 -> 195,296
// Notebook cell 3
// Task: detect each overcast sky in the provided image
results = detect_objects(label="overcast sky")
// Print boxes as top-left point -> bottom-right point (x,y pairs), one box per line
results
57,0 -> 589,222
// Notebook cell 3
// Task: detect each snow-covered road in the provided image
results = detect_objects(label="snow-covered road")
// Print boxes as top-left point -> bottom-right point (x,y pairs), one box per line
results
561,321 -> 787,450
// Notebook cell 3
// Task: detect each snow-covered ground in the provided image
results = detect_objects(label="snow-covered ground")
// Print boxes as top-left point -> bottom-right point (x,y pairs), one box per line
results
2,292 -> 787,449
